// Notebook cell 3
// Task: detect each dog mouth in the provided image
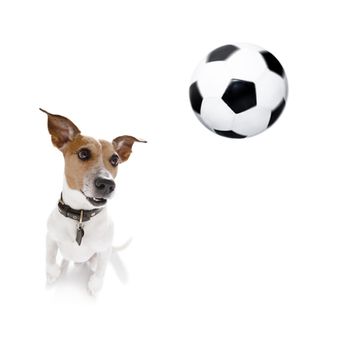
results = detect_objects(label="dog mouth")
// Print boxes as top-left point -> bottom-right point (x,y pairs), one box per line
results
81,191 -> 107,207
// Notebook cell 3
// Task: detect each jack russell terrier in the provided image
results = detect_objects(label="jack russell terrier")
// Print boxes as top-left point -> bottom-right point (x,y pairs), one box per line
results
41,108 -> 146,295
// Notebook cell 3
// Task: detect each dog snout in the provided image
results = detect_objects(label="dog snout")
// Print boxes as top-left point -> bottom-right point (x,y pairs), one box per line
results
94,177 -> 115,196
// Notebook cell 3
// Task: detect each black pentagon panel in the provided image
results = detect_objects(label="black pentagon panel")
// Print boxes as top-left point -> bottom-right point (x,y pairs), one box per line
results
189,81 -> 203,114
207,44 -> 239,62
268,99 -> 286,128
260,50 -> 285,78
222,79 -> 257,114
214,129 -> 247,139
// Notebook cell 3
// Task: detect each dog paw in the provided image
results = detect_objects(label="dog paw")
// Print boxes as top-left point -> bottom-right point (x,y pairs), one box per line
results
46,263 -> 61,284
87,274 -> 103,296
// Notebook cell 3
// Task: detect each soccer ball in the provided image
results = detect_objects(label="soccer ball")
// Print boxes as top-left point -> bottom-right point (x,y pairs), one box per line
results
189,43 -> 288,138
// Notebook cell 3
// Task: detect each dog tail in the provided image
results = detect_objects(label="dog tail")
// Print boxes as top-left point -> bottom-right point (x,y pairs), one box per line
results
113,237 -> 132,252
111,238 -> 132,284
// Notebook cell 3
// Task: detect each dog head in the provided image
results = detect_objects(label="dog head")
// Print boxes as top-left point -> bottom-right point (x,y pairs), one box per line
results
41,108 -> 146,208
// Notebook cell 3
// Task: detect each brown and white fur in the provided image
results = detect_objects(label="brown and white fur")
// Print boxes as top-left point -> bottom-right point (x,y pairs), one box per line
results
42,109 -> 145,295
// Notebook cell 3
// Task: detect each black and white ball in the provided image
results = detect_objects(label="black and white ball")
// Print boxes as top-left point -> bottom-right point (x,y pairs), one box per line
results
189,43 -> 288,138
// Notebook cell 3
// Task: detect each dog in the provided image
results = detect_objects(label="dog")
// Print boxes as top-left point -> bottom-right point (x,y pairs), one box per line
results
41,108 -> 146,295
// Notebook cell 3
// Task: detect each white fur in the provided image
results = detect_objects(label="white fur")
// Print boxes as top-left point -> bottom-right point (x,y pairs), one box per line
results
46,178 -> 114,295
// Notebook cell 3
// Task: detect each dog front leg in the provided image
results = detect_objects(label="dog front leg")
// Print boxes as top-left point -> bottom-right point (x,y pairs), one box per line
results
46,235 -> 62,284
87,248 -> 111,295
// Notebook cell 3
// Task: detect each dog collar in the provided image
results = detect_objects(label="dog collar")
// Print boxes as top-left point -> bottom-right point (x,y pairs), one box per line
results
57,194 -> 103,245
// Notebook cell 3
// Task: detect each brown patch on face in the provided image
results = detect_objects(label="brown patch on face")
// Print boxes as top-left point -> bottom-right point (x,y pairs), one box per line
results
63,135 -> 104,190
100,140 -> 119,178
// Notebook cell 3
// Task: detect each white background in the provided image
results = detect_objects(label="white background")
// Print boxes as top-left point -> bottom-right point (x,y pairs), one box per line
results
0,0 -> 349,349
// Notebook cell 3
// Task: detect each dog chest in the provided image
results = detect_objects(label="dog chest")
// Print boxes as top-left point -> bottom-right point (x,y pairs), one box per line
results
48,208 -> 114,262
58,241 -> 96,262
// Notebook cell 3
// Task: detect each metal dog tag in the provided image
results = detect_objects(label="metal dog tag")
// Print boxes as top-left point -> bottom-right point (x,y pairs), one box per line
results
76,226 -> 84,245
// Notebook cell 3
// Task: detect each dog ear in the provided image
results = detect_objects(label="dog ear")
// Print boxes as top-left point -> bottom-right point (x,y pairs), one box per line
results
40,108 -> 81,150
112,136 -> 147,162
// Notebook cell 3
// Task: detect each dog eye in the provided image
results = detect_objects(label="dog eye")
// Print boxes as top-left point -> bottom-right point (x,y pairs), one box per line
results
110,154 -> 119,167
78,148 -> 91,161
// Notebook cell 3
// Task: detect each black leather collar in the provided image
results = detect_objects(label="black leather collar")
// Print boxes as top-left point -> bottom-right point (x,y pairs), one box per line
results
58,195 -> 103,222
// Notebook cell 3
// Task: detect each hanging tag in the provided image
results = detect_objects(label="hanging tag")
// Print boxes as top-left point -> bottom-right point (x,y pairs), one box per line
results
76,210 -> 85,245
76,225 -> 84,245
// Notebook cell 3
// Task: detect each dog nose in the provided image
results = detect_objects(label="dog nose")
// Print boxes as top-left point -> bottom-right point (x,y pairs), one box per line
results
94,177 -> 115,196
